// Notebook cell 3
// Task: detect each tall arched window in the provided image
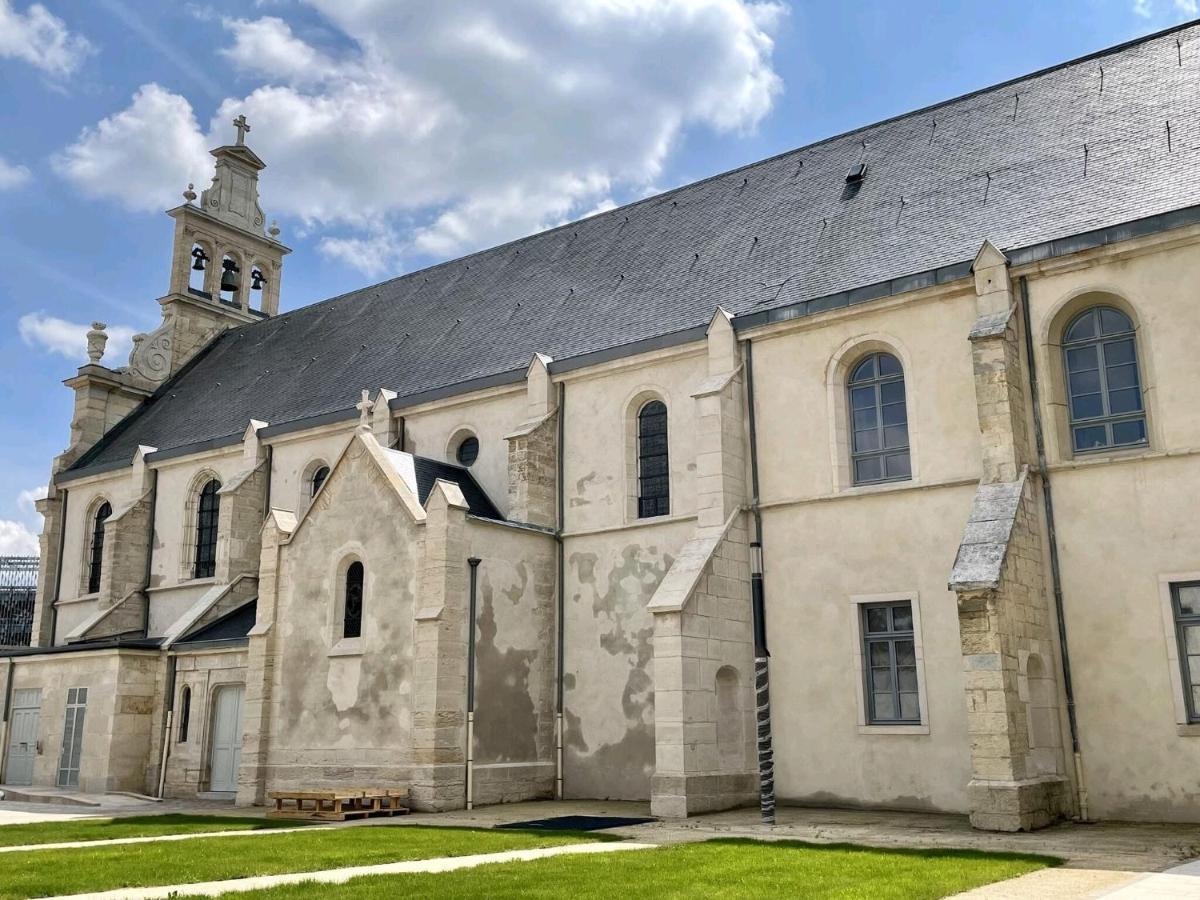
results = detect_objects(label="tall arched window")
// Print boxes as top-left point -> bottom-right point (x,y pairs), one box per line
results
87,501 -> 111,594
343,561 -> 364,639
1062,306 -> 1147,453
311,465 -> 330,497
848,352 -> 911,485
194,479 -> 221,579
177,686 -> 191,743
637,400 -> 670,518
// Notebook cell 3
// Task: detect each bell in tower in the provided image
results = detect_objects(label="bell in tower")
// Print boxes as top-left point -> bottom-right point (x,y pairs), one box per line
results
126,116 -> 291,386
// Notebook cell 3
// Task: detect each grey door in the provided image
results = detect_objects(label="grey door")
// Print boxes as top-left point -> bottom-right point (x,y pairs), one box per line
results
56,687 -> 87,788
6,689 -> 41,786
208,685 -> 244,793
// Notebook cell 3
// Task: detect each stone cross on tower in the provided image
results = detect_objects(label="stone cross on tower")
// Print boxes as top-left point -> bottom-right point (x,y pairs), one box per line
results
233,114 -> 251,146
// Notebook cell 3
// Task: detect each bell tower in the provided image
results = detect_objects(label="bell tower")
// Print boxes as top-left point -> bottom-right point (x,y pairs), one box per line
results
126,115 -> 291,384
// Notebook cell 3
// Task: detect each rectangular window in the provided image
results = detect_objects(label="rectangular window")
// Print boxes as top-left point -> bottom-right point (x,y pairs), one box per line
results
861,601 -> 920,724
57,687 -> 88,788
1173,582 -> 1200,724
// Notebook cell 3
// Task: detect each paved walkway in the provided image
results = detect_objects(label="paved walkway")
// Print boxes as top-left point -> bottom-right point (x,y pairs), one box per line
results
0,823 -> 329,854
44,840 -> 658,899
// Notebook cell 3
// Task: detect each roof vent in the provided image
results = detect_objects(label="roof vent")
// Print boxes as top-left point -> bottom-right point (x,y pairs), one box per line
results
845,163 -> 868,184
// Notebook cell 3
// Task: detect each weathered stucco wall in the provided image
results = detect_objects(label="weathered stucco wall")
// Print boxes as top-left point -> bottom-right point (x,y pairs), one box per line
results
562,520 -> 689,800
263,440 -> 422,789
267,428 -> 353,516
1025,240 -> 1200,822
467,520 -> 557,804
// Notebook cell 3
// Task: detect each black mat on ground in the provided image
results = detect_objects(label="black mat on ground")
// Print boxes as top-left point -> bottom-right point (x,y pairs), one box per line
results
496,815 -> 655,831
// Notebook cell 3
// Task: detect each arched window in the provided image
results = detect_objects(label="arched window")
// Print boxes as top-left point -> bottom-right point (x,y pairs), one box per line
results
848,352 -> 911,485
87,501 -> 112,594
637,400 -> 670,518
1062,306 -> 1147,453
177,686 -> 191,743
188,242 -> 211,296
194,479 -> 221,579
311,465 -> 330,497
218,253 -> 241,307
343,561 -> 364,639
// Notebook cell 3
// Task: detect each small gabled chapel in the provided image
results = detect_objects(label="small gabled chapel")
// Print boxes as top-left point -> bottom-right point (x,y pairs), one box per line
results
4,22 -> 1200,831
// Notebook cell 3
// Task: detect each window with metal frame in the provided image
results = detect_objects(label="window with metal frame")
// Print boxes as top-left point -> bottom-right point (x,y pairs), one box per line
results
87,502 -> 111,594
848,352 -> 911,485
57,687 -> 87,788
311,466 -> 330,497
344,561 -> 364,639
177,685 -> 191,743
861,601 -> 920,724
1172,582 -> 1200,724
637,400 -> 670,518
456,436 -> 479,467
194,480 -> 221,579
1062,306 -> 1147,453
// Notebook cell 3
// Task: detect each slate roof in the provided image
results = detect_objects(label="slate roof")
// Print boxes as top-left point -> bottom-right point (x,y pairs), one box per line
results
412,456 -> 504,521
177,599 -> 257,646
70,21 -> 1200,475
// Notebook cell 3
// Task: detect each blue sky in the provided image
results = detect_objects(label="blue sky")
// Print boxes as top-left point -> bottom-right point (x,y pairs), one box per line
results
0,0 -> 1194,552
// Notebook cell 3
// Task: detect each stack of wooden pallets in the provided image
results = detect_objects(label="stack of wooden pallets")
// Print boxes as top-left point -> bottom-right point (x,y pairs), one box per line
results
267,788 -> 410,821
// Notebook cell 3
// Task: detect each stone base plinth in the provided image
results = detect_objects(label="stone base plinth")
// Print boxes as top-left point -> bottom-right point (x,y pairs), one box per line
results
471,762 -> 555,806
967,776 -> 1072,832
650,772 -> 757,818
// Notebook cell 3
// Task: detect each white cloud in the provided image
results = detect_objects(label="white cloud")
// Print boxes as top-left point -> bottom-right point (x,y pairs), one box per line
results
19,313 -> 137,364
53,83 -> 211,213
0,0 -> 93,78
0,520 -> 39,556
1134,0 -> 1153,16
57,0 -> 785,274
17,486 -> 46,521
1133,0 -> 1198,16
0,155 -> 30,190
1176,0 -> 1198,15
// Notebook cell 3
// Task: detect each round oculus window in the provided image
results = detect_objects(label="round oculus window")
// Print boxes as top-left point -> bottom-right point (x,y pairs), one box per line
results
456,435 -> 480,467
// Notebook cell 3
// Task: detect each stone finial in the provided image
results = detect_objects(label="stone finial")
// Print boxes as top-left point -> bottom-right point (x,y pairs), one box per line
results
183,183 -> 197,204
86,322 -> 108,363
356,390 -> 372,432
233,114 -> 251,146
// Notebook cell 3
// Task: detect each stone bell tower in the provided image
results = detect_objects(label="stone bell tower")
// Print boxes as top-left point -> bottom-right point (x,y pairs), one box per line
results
126,115 -> 290,384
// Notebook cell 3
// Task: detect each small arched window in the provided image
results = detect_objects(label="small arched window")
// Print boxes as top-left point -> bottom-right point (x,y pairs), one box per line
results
848,352 -> 911,485
311,465 -> 330,497
343,561 -> 364,639
177,686 -> 191,743
1062,306 -> 1147,453
194,479 -> 221,579
87,501 -> 112,594
637,400 -> 670,518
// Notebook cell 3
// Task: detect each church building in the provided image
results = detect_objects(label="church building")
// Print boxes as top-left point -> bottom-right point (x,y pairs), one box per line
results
3,24 -> 1200,831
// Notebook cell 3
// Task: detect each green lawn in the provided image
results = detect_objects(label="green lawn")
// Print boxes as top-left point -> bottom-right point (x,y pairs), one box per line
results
238,838 -> 1059,900
0,825 -> 595,900
0,813 -> 299,848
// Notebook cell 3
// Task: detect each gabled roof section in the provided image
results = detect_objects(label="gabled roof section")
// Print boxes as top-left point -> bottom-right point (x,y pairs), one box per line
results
68,21 -> 1200,474
413,457 -> 504,521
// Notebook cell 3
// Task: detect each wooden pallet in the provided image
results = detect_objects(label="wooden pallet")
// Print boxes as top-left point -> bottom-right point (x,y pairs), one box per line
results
267,788 -> 410,821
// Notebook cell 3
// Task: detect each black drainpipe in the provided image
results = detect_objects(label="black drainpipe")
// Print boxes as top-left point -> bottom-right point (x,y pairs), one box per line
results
141,469 -> 159,637
466,557 -> 481,810
554,381 -> 566,801
743,339 -> 776,825
1018,275 -> 1088,821
49,488 -> 69,647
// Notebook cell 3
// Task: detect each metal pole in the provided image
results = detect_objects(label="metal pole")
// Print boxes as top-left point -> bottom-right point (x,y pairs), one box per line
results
1018,275 -> 1088,821
555,381 -> 566,801
743,339 -> 776,825
466,557 -> 481,811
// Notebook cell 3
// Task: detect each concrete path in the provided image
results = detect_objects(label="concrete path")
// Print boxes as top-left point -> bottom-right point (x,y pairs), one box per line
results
952,856 -> 1200,898
0,823 -> 331,853
41,840 -> 658,900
